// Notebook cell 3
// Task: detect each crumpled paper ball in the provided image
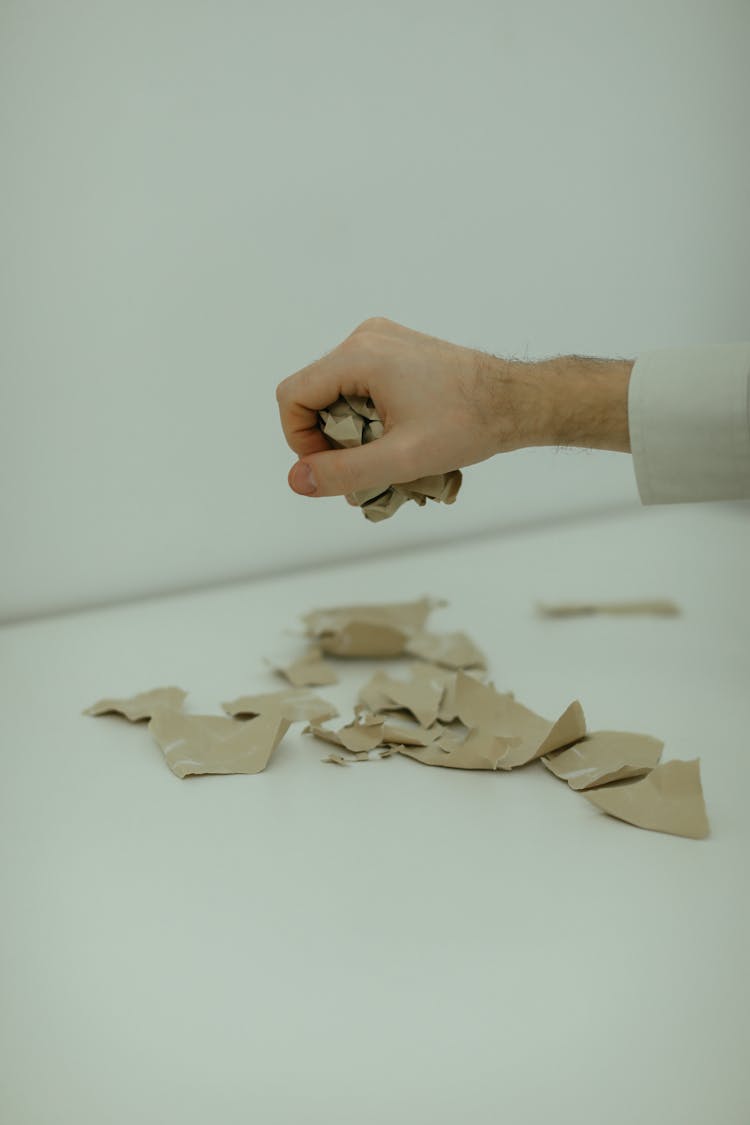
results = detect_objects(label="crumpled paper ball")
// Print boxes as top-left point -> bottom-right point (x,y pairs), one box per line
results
317,395 -> 462,522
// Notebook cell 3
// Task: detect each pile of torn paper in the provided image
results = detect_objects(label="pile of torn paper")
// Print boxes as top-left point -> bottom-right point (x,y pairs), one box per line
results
84,596 -> 709,839
318,395 -> 462,521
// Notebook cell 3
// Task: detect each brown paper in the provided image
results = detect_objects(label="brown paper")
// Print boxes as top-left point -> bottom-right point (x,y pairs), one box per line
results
452,671 -> 586,768
318,395 -> 462,522
148,711 -> 290,778
418,664 -> 463,723
380,720 -> 442,747
405,631 -> 487,670
356,666 -> 447,728
271,646 -> 339,687
305,713 -> 386,755
222,689 -> 338,724
543,730 -> 664,790
538,599 -> 680,618
303,597 -> 438,657
398,727 -> 521,770
84,686 -> 187,721
583,759 -> 709,838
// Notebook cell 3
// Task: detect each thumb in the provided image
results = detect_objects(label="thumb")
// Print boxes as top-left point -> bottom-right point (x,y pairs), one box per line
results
289,434 -> 408,498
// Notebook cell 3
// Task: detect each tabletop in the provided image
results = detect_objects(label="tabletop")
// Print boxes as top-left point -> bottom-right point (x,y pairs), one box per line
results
2,502 -> 749,1125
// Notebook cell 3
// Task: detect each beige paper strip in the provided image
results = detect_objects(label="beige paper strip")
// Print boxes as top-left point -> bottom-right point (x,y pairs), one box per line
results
148,711 -> 290,778
84,687 -> 187,722
222,689 -> 338,724
538,599 -> 680,618
543,730 -> 664,790
583,759 -> 709,838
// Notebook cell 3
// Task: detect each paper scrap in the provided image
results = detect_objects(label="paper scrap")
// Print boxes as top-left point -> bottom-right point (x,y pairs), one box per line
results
415,663 -> 464,723
380,720 -> 442,747
271,646 -> 339,687
537,600 -> 680,618
583,759 -> 709,838
318,395 -> 462,521
405,630 -> 487,670
303,597 -> 438,657
398,727 -> 522,771
543,730 -> 664,790
452,671 -> 586,768
222,689 -> 338,724
323,750 -> 375,766
357,666 -> 447,727
148,711 -> 290,778
305,713 -> 386,755
84,687 -> 187,721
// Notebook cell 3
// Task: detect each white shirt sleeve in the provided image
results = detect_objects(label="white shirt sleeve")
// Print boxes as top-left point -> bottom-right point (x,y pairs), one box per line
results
628,343 -> 750,504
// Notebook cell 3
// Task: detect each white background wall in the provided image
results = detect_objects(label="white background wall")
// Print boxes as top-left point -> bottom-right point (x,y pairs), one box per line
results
2,0 -> 748,622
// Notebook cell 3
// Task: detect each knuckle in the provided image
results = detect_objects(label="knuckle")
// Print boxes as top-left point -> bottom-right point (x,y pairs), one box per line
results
354,315 -> 391,335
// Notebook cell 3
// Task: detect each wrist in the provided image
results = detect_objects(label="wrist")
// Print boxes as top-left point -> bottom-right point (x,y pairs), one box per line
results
516,354 -> 633,452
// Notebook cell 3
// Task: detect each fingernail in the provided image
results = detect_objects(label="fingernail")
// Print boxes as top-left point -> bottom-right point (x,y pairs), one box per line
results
290,462 -> 317,496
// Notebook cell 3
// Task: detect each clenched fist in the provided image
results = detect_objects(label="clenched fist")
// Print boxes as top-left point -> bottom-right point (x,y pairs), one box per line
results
276,317 -> 632,499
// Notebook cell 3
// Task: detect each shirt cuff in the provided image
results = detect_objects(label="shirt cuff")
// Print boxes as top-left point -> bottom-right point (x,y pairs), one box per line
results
628,343 -> 750,504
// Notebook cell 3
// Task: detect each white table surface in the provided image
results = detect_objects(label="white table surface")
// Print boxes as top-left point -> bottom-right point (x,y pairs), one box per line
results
2,503 -> 749,1125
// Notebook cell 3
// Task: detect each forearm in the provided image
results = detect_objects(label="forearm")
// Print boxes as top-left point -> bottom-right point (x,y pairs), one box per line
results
484,354 -> 634,454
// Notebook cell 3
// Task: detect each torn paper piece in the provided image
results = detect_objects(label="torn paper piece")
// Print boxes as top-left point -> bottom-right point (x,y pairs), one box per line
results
409,663 -> 464,723
303,597 -> 438,657
583,759 -> 709,839
398,727 -> 521,770
542,730 -> 664,790
380,720 -> 442,747
305,714 -> 385,755
319,407 -> 364,448
353,489 -> 409,523
323,749 -> 375,766
405,631 -> 487,670
222,689 -> 338,725
270,646 -> 339,687
356,666 -> 447,728
537,599 -> 680,618
452,671 -> 586,768
84,687 -> 187,722
318,395 -> 462,522
148,711 -> 290,778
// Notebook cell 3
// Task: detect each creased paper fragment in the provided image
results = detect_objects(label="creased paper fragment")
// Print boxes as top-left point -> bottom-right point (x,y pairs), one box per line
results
452,671 -> 586,768
398,727 -> 521,770
538,599 -> 680,618
357,666 -> 447,727
84,687 -> 187,722
271,646 -> 339,686
380,720 -> 442,747
318,395 -> 462,521
583,759 -> 709,838
405,631 -> 487,670
543,730 -> 663,790
222,689 -> 338,724
148,711 -> 290,778
303,597 -> 438,657
305,713 -> 385,754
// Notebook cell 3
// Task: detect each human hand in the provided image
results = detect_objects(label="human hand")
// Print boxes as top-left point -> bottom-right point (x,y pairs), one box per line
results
276,317 -> 521,499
